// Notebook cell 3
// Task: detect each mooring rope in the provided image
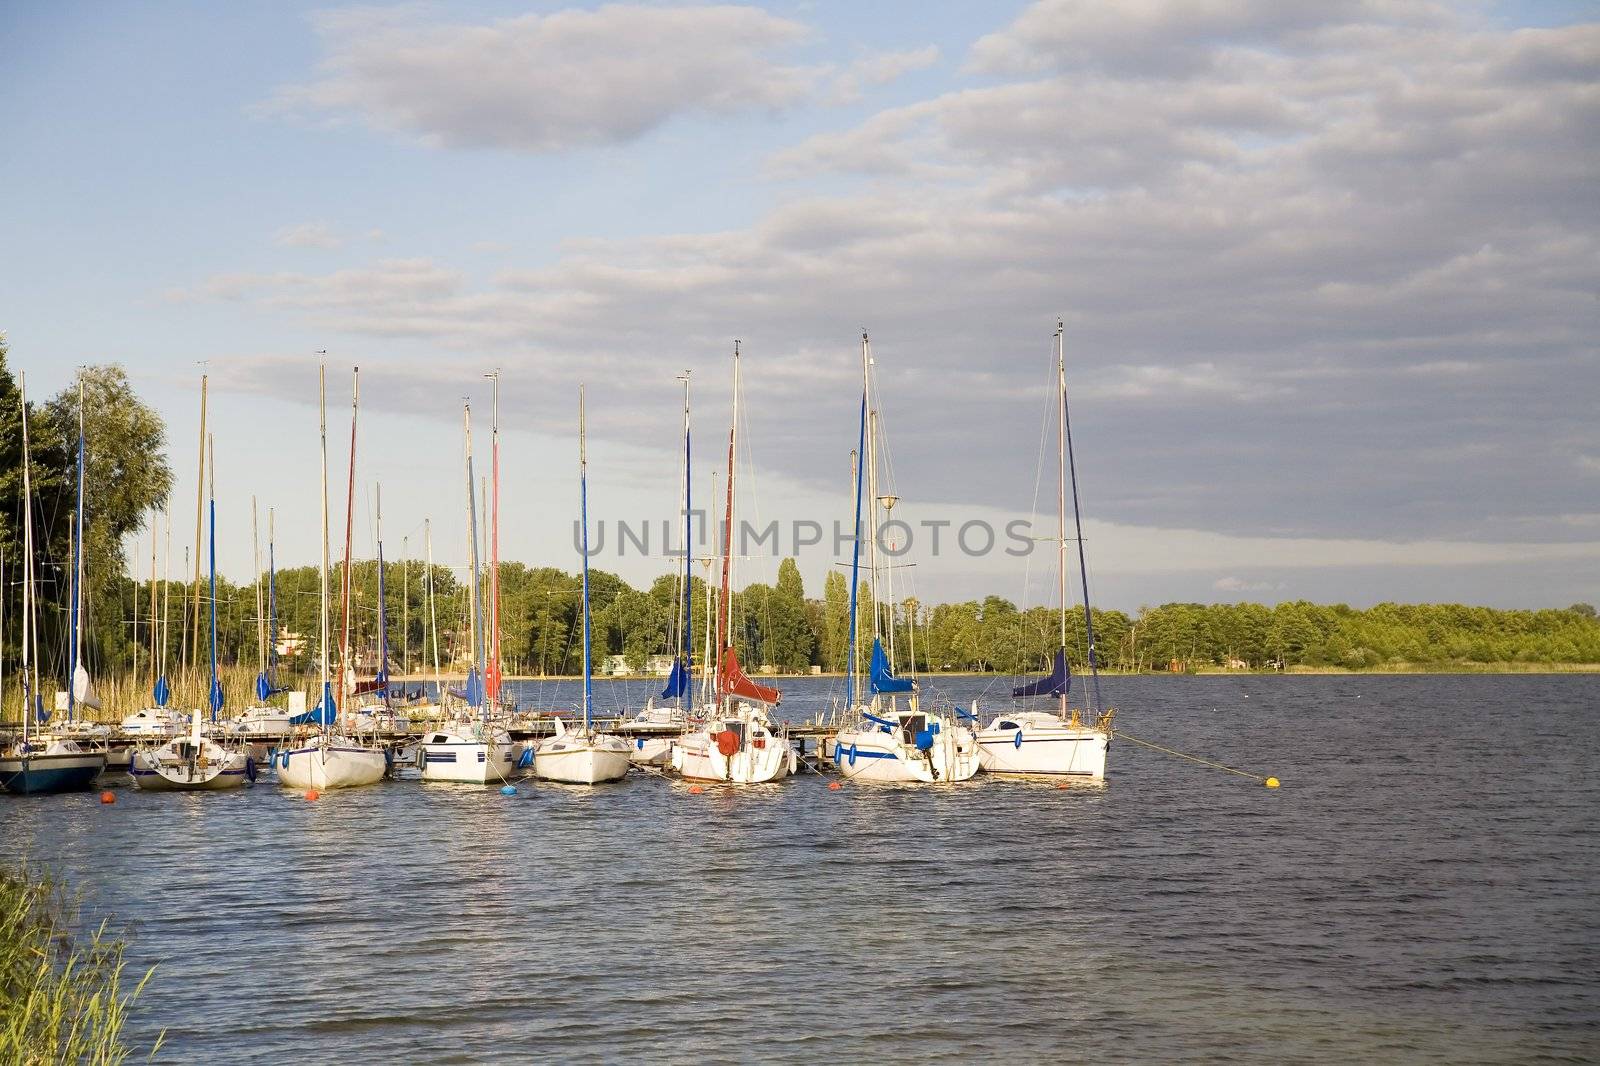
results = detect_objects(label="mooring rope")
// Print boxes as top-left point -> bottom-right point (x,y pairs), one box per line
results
1114,729 -> 1279,787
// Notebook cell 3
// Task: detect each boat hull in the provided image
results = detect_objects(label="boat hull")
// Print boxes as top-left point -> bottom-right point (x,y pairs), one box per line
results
628,736 -> 674,767
671,735 -> 794,784
534,739 -> 630,784
420,740 -> 522,784
0,752 -> 108,795
833,725 -> 981,784
275,741 -> 388,790
130,749 -> 252,790
976,722 -> 1109,780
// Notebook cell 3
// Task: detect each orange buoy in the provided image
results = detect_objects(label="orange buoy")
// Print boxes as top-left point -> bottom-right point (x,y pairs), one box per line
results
305,789 -> 320,802
99,791 -> 115,804
1057,783 -> 1071,790
828,781 -> 842,791
688,784 -> 704,795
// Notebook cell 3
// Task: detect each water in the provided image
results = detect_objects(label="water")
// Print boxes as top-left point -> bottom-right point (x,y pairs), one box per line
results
3,674 -> 1597,1063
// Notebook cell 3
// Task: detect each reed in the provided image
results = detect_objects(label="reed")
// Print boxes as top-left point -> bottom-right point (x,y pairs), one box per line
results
0,866 -> 163,1064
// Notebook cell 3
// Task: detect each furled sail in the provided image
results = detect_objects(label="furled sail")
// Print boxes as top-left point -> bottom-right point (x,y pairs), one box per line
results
72,663 -> 102,711
660,657 -> 689,700
1012,647 -> 1071,698
718,646 -> 779,704
869,637 -> 914,694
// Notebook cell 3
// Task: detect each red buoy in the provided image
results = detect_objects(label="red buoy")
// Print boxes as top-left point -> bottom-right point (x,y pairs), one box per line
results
99,791 -> 115,804
688,784 -> 704,795
305,789 -> 320,802
828,781 -> 842,791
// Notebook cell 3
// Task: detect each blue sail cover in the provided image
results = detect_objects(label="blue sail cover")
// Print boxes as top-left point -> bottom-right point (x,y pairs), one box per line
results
291,683 -> 338,726
209,678 -> 225,718
154,675 -> 170,707
34,693 -> 47,724
1013,647 -> 1071,698
660,657 -> 689,700
256,672 -> 272,702
869,637 -> 914,694
465,667 -> 483,708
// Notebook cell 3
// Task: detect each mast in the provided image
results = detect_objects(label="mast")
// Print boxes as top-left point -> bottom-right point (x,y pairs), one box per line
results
68,378 -> 85,722
253,496 -> 265,694
486,371 -> 501,701
1060,322 -> 1103,716
267,509 -> 276,694
700,471 -> 717,705
464,403 -> 485,717
845,333 -> 869,708
425,519 -> 441,688
157,505 -> 171,707
338,367 -> 359,700
17,374 -> 35,743
375,483 -> 389,702
400,535 -> 409,681
579,386 -> 593,730
185,373 -> 207,689
1055,322 -> 1069,721
208,436 -> 221,723
674,371 -> 693,706
318,364 -> 333,734
148,511 -> 158,696
716,342 -> 739,707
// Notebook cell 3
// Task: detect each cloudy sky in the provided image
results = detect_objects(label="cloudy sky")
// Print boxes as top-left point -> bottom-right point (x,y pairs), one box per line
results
2,0 -> 1596,611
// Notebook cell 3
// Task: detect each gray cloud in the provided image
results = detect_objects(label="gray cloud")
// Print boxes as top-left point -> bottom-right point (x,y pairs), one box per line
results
268,4 -> 818,151
197,2 -> 1598,579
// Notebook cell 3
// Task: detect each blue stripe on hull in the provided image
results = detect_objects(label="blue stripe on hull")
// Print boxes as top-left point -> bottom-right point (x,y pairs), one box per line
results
0,764 -> 103,795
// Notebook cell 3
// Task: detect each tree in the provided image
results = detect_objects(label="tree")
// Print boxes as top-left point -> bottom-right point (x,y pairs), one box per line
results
765,558 -> 814,670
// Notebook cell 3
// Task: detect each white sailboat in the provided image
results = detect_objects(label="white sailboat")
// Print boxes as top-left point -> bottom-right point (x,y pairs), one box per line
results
832,333 -> 979,784
630,373 -> 694,767
534,386 -> 631,785
0,372 -> 106,794
132,442 -> 254,791
276,365 -> 388,791
670,344 -> 796,785
976,322 -> 1112,781
420,397 -> 523,784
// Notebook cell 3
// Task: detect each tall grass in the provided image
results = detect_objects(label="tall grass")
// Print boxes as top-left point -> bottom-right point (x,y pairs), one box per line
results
0,867 -> 163,1064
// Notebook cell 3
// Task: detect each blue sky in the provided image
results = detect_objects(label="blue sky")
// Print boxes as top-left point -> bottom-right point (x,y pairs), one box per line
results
2,0 -> 1596,611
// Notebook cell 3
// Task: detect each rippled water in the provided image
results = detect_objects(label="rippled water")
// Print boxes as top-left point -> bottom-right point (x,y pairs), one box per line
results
4,674 -> 1597,1063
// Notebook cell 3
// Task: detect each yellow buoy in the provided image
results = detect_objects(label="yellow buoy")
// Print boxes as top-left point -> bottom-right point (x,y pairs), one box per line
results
1264,777 -> 1280,789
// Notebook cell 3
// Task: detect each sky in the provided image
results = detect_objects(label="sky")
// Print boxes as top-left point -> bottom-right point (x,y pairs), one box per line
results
1,0 -> 1596,612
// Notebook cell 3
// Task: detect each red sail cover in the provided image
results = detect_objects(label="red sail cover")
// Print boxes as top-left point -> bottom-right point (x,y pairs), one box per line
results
718,646 -> 780,704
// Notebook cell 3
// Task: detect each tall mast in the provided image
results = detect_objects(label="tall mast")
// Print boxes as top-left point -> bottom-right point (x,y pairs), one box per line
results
700,471 -> 717,705
17,374 -> 35,742
267,509 -> 276,693
579,386 -> 593,730
148,511 -> 158,695
158,504 -> 171,707
68,377 -> 85,722
675,371 -> 692,705
1055,322 -> 1069,721
464,403 -> 485,715
1060,322 -> 1103,716
338,367 -> 359,699
252,496 -> 265,688
400,535 -> 409,681
716,342 -> 739,707
845,333 -> 869,707
318,364 -> 333,733
207,436 -> 220,723
486,371 -> 501,700
185,372 -> 207,688
425,518 -> 441,686
375,483 -> 389,701
864,345 -> 882,650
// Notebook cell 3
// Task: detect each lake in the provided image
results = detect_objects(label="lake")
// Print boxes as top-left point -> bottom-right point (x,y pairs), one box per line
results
3,673 -> 1596,1063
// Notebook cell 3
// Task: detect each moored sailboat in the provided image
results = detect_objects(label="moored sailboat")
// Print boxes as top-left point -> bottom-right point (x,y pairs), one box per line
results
976,322 -> 1112,781
0,372 -> 105,794
831,333 -> 978,784
533,387 -> 631,785
275,365 -> 388,791
670,344 -> 796,785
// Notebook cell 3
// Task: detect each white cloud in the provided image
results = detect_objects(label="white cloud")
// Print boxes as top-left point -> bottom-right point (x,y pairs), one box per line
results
273,222 -> 343,249
267,4 -> 819,151
827,45 -> 940,104
1213,575 -> 1281,592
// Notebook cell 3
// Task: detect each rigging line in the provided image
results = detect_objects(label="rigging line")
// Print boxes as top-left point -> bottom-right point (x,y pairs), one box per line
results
1114,728 -> 1277,785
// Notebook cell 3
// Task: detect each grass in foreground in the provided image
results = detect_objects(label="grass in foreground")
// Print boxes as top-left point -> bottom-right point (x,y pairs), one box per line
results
0,866 -> 162,1065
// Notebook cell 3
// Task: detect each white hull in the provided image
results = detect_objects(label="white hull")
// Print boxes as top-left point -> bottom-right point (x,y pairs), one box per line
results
976,713 -> 1109,780
131,741 -> 252,791
832,704 -> 979,781
119,709 -> 188,737
227,707 -> 293,736
419,732 -> 522,784
275,737 -> 388,790
670,705 -> 795,784
628,736 -> 674,767
534,733 -> 631,784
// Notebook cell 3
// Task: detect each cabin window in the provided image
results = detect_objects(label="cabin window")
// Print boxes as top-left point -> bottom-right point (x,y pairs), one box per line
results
998,721 -> 1020,731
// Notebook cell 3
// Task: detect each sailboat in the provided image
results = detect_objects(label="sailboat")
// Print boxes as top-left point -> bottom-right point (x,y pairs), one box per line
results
630,373 -> 693,767
132,437 -> 254,790
275,365 -> 390,791
229,504 -> 292,740
832,333 -> 979,784
976,322 -> 1113,780
0,372 -> 106,794
534,387 -> 632,785
670,344 -> 797,785
419,399 -> 523,784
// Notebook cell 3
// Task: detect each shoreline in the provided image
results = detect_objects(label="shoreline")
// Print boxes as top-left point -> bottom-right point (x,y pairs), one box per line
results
385,663 -> 1600,682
